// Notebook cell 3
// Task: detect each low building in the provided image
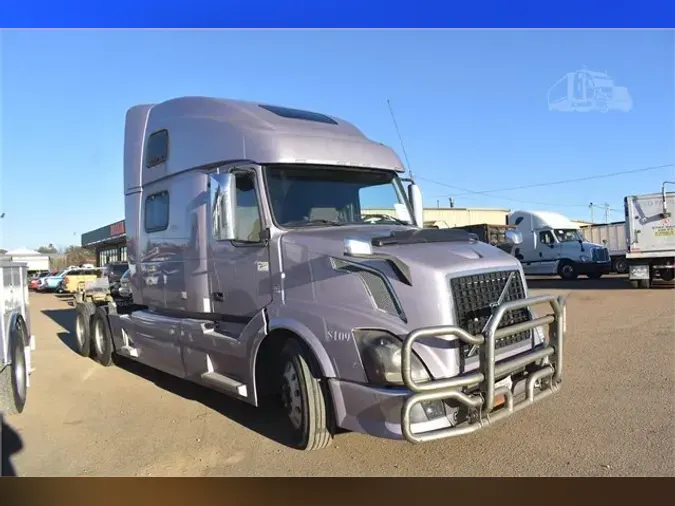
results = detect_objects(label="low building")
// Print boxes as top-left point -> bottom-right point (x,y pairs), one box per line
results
81,220 -> 127,266
366,206 -> 511,227
0,248 -> 50,272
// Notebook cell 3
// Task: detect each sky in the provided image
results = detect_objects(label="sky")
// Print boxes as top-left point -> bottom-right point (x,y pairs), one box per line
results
1,29 -> 674,250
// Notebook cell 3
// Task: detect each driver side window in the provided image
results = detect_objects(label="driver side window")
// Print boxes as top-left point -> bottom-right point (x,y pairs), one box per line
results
539,231 -> 555,245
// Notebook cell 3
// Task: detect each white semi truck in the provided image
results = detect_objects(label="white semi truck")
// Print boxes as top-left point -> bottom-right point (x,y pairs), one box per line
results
625,182 -> 675,288
507,210 -> 612,280
581,221 -> 628,274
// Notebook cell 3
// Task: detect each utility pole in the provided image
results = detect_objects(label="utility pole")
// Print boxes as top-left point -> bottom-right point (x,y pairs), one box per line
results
604,203 -> 610,224
589,203 -> 594,224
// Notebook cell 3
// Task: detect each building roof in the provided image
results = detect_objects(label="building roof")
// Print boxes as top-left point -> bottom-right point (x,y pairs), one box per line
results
5,248 -> 47,256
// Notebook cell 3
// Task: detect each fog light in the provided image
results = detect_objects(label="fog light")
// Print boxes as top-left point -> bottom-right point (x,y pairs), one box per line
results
421,400 -> 445,420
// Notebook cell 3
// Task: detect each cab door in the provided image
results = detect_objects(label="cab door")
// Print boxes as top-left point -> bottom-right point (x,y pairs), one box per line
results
181,166 -> 273,381
528,229 -> 559,274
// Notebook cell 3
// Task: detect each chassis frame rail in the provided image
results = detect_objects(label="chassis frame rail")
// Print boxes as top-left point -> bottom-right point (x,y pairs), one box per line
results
401,294 -> 566,443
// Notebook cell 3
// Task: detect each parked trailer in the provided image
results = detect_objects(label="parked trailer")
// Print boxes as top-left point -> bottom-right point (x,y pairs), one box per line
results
625,181 -> 675,288
452,224 -> 518,254
74,96 -> 567,450
581,221 -> 628,273
0,261 -> 36,415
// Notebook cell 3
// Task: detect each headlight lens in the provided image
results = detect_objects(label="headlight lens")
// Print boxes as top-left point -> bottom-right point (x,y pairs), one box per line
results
354,330 -> 430,386
579,255 -> 590,263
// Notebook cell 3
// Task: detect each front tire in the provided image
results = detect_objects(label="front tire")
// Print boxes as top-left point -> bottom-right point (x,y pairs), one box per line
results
558,261 -> 578,280
91,307 -> 114,367
279,340 -> 333,451
0,319 -> 28,415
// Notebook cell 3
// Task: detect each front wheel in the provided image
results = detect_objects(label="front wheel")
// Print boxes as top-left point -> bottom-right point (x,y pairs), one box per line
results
558,261 -> 578,280
279,340 -> 333,451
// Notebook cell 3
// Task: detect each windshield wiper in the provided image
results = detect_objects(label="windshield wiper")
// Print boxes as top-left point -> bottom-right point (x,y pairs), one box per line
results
282,219 -> 347,227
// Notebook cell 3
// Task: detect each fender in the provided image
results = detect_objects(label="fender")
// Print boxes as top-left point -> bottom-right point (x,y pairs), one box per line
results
247,313 -> 338,407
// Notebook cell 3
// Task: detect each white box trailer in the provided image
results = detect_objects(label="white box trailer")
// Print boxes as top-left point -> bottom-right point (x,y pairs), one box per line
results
625,181 -> 675,288
581,221 -> 628,273
0,261 -> 36,415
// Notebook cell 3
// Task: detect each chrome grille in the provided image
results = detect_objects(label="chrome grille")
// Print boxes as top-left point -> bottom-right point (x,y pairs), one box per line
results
449,270 -> 532,359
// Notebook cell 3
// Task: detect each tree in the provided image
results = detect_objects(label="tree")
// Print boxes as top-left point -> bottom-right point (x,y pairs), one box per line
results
63,246 -> 95,267
37,244 -> 58,254
0,248 -> 6,255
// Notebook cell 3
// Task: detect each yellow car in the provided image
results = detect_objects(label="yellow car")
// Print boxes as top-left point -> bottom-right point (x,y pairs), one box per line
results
61,268 -> 102,294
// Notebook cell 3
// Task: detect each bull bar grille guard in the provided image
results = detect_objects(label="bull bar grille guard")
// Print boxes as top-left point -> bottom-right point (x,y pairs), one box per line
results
401,294 -> 566,444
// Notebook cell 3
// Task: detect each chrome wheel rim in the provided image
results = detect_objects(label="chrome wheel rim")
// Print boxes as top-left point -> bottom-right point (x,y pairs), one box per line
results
281,362 -> 303,430
94,319 -> 105,356
562,265 -> 574,277
75,314 -> 85,346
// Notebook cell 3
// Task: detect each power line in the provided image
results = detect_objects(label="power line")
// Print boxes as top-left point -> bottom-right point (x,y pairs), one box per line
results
418,174 -> 620,210
430,163 -> 674,198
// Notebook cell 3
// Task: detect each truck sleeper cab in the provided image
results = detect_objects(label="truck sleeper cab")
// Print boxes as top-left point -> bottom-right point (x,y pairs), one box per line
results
75,97 -> 566,450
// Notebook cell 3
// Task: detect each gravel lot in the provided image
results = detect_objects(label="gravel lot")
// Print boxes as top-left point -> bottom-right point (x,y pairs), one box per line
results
3,275 -> 674,476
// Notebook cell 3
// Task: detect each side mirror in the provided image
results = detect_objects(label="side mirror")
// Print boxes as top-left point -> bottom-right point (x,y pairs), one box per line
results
407,183 -> 424,228
505,229 -> 523,246
210,172 -> 237,241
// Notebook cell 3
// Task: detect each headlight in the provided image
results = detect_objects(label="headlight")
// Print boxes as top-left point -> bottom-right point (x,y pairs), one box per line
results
579,255 -> 590,263
354,330 -> 430,386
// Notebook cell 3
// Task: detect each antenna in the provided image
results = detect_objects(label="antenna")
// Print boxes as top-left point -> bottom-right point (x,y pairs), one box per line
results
386,99 -> 413,180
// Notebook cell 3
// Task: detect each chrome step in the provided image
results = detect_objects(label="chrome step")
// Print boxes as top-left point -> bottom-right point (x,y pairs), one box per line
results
200,371 -> 248,398
119,345 -> 139,358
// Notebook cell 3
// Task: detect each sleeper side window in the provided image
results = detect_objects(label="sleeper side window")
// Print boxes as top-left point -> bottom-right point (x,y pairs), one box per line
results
145,191 -> 170,232
234,173 -> 263,243
146,129 -> 169,168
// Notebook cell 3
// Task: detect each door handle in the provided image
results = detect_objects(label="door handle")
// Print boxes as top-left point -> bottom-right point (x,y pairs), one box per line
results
212,292 -> 224,302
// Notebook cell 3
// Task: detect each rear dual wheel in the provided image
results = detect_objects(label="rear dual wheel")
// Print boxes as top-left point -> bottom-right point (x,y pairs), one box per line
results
74,302 -> 96,357
91,307 -> 115,367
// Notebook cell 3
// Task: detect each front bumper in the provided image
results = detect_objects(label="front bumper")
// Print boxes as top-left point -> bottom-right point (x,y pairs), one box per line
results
574,261 -> 611,275
330,295 -> 566,443
400,294 -> 566,443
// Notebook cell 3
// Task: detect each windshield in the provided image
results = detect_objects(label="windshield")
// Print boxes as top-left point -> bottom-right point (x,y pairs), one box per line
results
110,264 -> 128,276
553,229 -> 583,242
265,165 -> 413,228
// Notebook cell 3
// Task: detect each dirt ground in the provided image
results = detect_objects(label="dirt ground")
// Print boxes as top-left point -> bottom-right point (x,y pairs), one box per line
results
3,275 -> 674,476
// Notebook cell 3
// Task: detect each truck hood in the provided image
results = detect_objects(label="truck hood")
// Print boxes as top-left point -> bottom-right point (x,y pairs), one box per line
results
278,225 -> 534,381
280,225 -> 522,280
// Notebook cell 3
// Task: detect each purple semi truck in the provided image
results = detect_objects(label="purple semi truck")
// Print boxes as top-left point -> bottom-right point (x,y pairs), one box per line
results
73,97 -> 567,450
